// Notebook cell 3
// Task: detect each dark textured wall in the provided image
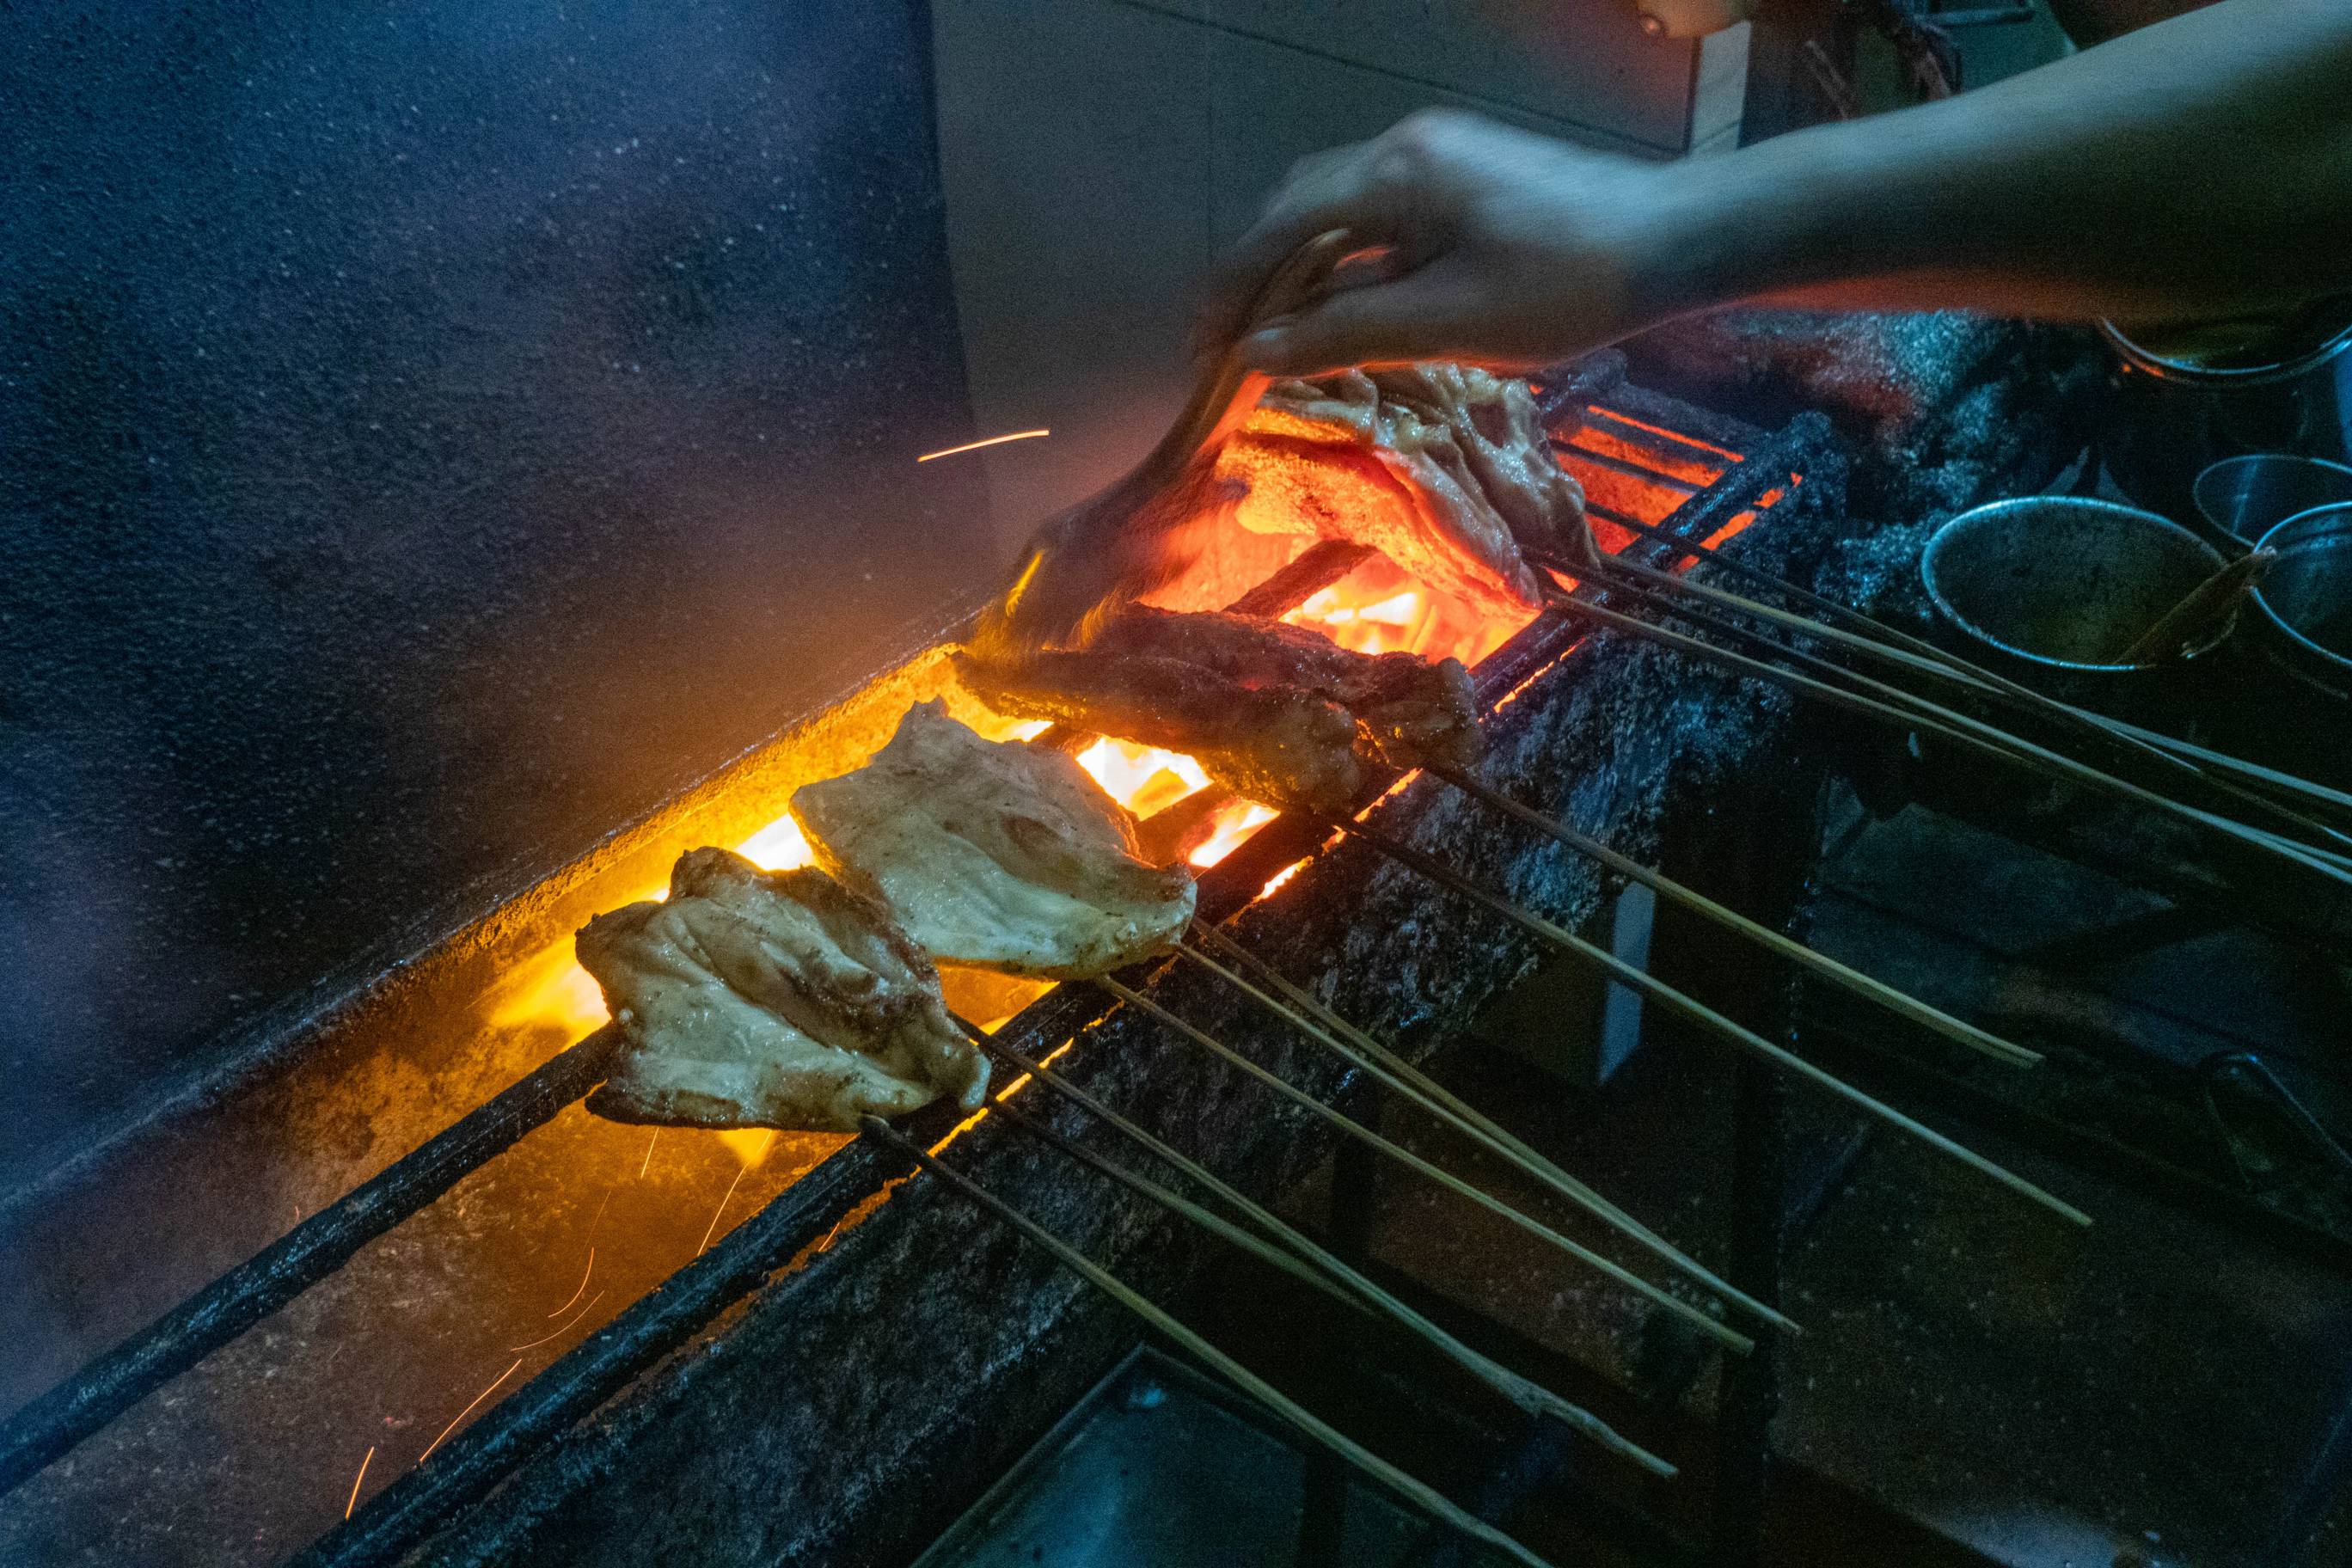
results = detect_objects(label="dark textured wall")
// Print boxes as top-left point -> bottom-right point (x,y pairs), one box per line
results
0,1 -> 987,1181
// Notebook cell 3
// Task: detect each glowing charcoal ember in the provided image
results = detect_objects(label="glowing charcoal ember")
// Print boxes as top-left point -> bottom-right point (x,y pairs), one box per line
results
491,941 -> 614,1037
735,814 -> 816,872
1259,858 -> 1310,899
1072,736 -> 1213,816
1190,802 -> 1279,869
1284,560 -> 1531,670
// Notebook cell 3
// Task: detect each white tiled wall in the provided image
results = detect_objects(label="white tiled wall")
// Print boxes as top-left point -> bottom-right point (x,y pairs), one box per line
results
931,0 -> 1748,561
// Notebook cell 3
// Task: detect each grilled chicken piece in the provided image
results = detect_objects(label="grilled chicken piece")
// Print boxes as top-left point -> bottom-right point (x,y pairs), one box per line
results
578,848 -> 986,1133
790,701 -> 1197,979
1086,606 -> 1481,774
955,608 -> 1480,813
956,648 -> 1364,812
1217,364 -> 1586,613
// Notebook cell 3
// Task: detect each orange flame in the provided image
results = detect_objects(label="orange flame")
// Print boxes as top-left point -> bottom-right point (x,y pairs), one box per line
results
486,417 -> 1701,1075
1073,737 -> 1211,819
1191,803 -> 1279,869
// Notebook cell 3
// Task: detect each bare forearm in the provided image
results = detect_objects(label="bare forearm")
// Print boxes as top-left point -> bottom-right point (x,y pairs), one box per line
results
1205,1 -> 2352,377
1656,0 -> 2352,326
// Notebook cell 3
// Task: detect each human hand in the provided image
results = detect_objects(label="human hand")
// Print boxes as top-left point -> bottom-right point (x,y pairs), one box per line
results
1195,109 -> 1691,378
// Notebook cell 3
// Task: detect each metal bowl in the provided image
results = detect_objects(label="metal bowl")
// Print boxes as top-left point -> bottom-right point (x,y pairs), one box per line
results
1921,497 -> 2235,711
2098,307 -> 2352,524
2251,503 -> 2352,702
2194,454 -> 2352,548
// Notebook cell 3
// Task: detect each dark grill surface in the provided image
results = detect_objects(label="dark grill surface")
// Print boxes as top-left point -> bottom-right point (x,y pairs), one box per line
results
0,377 -> 1841,1567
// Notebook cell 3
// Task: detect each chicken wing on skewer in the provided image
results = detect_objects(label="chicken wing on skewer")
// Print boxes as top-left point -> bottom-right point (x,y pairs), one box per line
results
958,646 -> 1366,813
955,608 -> 1479,814
578,848 -> 988,1133
1084,606 -> 1480,773
1218,364 -> 1587,615
791,701 -> 1197,979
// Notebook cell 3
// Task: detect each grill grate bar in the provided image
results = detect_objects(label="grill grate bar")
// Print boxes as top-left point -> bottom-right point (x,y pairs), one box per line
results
1629,412 -> 1823,548
1553,440 -> 1706,493
0,1028 -> 622,1500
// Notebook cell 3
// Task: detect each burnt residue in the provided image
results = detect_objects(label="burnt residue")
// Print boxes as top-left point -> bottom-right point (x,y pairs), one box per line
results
0,0 -> 988,1189
1622,309 -> 2104,519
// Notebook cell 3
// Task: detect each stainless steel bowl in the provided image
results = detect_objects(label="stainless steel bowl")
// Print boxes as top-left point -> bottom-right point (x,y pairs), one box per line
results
2194,454 -> 2352,548
2099,308 -> 2352,524
1921,497 -> 2234,712
2251,502 -> 2352,701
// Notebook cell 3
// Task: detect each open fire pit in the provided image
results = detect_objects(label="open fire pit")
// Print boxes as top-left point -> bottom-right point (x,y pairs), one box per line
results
0,367 -> 1854,1567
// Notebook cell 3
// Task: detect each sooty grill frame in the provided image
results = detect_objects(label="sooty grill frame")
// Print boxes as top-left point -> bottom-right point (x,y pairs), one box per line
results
0,368 -> 1824,1568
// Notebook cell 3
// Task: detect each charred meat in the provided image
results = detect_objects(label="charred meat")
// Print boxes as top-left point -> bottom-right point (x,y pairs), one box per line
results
956,607 -> 1479,813
790,700 -> 1197,979
957,646 -> 1366,812
1218,364 -> 1586,613
1086,606 -> 1479,773
578,848 -> 987,1133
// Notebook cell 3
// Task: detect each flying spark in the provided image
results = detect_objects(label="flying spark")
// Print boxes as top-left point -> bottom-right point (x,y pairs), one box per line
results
418,1358 -> 525,1465
546,1248 -> 595,1319
916,428 -> 1050,463
697,1164 -> 753,1257
508,1291 -> 607,1352
344,1446 -> 376,1520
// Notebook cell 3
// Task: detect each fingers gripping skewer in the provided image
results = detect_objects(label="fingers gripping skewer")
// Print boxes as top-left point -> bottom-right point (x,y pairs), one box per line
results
986,1095 -> 1675,1475
1092,977 -> 1760,1352
860,1116 -> 1569,1568
1172,934 -> 1796,1332
1331,818 -> 2094,1228
1425,763 -> 2042,1069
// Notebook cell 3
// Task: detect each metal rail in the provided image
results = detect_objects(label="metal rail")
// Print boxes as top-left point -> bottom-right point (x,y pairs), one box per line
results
284,1119 -> 926,1568
0,1028 -> 621,1499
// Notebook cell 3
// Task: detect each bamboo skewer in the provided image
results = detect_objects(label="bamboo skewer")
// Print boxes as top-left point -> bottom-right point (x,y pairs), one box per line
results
1332,818 -> 2094,1228
1426,763 -> 2042,1069
961,1015 -> 1691,1470
1591,567 -> 2352,878
1589,551 -> 2352,862
1092,977 -> 1759,1353
1585,510 -> 2352,823
860,1117 -> 1565,1568
1592,564 -> 2352,878
964,1033 -> 1672,1472
1171,936 -> 1796,1333
1188,925 -> 1699,1262
1543,581 -> 2352,893
2101,717 -> 2352,829
1584,560 -> 2352,873
986,1095 -> 1675,1475
1561,522 -> 2352,846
